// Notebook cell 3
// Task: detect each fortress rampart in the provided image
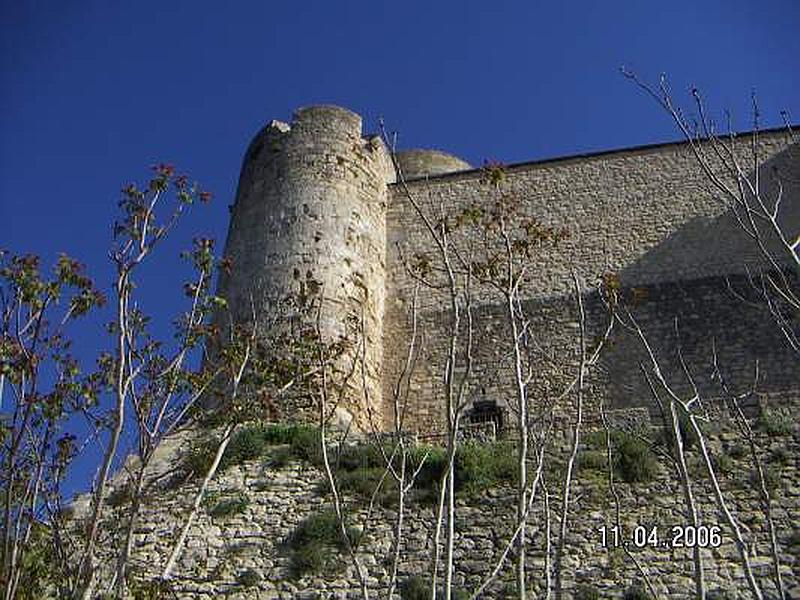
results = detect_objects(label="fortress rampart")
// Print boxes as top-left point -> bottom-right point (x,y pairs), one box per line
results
216,105 -> 800,434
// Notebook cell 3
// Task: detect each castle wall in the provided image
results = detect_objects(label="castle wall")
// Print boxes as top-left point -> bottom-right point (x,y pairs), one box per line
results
214,104 -> 798,435
383,133 -> 800,433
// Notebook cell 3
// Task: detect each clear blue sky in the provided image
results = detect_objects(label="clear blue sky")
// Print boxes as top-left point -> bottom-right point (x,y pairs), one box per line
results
2,0 -> 798,497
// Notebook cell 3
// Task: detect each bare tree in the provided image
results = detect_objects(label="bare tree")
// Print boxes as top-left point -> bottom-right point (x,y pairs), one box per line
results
112,236 -> 223,596
624,70 -> 799,351
360,282 -> 428,600
159,316 -> 266,582
381,124 -> 478,600
552,275 -> 615,599
312,293 -> 373,600
713,353 -> 784,600
626,71 -> 796,600
619,306 -> 763,599
72,165 -> 214,600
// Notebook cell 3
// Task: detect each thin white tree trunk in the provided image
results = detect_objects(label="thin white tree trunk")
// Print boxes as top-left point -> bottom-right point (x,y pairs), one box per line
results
687,414 -> 763,600
161,422 -> 236,580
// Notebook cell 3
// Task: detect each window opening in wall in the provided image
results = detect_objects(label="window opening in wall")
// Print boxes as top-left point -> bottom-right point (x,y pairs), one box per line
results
468,394 -> 505,434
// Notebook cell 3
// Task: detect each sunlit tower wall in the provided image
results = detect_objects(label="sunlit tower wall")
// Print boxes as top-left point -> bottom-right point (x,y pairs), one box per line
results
215,105 -> 394,431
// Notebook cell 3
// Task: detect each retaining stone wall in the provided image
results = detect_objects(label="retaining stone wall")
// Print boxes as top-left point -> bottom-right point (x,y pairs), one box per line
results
83,417 -> 800,599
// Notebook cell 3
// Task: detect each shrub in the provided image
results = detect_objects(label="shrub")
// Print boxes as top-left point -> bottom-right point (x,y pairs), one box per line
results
756,410 -> 791,436
317,442 -> 448,506
337,442 -> 393,471
261,423 -> 313,445
186,425 -> 274,475
584,430 -> 607,450
264,445 -> 294,469
612,432 -> 657,483
208,494 -> 249,518
309,441 -> 399,504
224,423 -> 322,468
455,441 -> 517,494
578,450 -> 608,473
408,445 -> 448,491
285,509 -> 360,577
399,575 -> 429,600
288,425 -> 323,465
317,440 -> 519,505
706,589 -> 735,600
323,467 -> 397,506
623,582 -> 652,600
236,568 -> 262,588
575,583 -> 601,600
220,426 -> 270,469
289,539 -> 326,577
337,467 -> 388,496
182,435 -> 218,477
183,423 -> 324,477
584,430 -> 656,482
657,407 -> 704,452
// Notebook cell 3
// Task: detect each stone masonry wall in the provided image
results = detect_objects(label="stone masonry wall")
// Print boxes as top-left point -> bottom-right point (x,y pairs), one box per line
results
383,133 -> 800,434
85,415 -> 800,599
213,105 -> 798,436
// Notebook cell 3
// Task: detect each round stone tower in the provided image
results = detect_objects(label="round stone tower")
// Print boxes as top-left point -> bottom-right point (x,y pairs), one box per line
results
216,105 -> 394,431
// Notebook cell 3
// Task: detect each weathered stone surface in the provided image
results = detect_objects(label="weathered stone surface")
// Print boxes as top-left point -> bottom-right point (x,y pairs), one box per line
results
77,414 -> 800,599
215,105 -> 393,431
112,106 -> 800,598
383,130 -> 800,434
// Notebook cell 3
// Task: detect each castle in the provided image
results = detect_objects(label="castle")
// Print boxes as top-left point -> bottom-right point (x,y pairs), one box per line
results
71,105 -> 800,599
215,104 -> 800,435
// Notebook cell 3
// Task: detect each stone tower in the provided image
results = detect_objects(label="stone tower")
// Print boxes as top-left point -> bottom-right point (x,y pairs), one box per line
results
215,105 -> 394,431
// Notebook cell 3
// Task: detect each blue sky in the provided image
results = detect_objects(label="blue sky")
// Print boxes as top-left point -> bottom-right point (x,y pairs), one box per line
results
2,0 -> 798,496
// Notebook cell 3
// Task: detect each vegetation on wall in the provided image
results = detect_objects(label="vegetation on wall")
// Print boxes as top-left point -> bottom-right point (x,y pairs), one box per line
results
756,409 -> 792,437
284,508 -> 361,578
3,80 -> 799,600
208,493 -> 250,519
399,575 -> 469,600
584,430 -> 658,483
183,423 -> 321,477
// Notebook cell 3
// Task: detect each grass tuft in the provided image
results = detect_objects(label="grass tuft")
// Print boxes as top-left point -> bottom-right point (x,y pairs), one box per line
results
208,494 -> 249,518
756,410 -> 792,437
284,508 -> 360,578
612,432 -> 658,483
182,423 -> 322,477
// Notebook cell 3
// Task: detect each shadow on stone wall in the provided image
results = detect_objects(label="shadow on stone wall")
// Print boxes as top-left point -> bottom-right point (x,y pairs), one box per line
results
608,143 -> 800,419
621,143 -> 800,285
